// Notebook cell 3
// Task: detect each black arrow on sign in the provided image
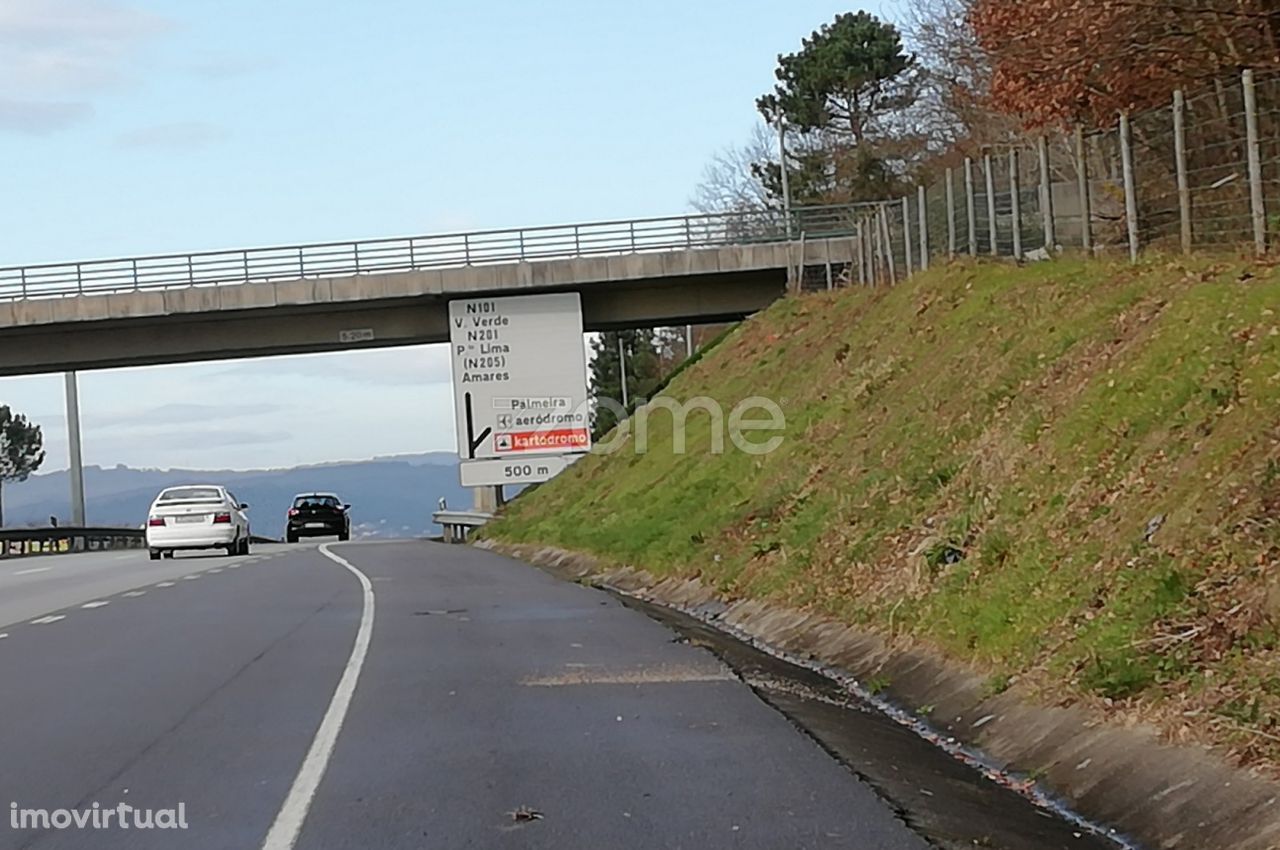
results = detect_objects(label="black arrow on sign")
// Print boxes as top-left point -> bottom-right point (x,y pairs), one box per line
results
464,392 -> 491,459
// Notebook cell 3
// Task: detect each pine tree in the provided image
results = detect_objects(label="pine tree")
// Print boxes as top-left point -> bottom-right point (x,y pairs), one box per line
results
0,406 -> 45,527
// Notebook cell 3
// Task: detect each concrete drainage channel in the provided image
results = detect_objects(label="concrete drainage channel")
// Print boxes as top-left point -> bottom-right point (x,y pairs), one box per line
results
612,593 -> 1138,850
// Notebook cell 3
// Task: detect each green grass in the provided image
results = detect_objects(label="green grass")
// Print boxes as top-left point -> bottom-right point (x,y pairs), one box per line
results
484,253 -> 1280,762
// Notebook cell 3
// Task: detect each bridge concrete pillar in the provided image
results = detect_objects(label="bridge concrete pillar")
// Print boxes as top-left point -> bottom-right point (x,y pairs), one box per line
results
472,486 -> 502,514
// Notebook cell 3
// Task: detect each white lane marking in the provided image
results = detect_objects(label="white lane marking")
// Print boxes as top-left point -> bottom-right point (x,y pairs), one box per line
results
30,615 -> 66,625
155,582 -> 176,588
206,568 -> 223,574
123,591 -> 147,598
182,575 -> 201,581
228,564 -> 242,569
260,543 -> 375,850
13,567 -> 52,576
0,633 -> 9,639
81,601 -> 110,609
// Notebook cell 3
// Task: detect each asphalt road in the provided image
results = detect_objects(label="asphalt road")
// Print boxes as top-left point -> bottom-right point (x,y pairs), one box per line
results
0,541 -> 934,849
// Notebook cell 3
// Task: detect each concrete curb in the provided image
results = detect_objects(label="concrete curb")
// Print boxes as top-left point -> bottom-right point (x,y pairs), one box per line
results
479,540 -> 1280,850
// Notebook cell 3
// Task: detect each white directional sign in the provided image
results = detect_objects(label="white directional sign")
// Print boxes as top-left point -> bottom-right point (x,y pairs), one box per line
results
459,455 -> 580,487
448,292 -> 591,463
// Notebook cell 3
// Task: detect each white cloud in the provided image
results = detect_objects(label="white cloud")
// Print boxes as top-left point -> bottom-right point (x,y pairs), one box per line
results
184,54 -> 277,80
116,121 -> 229,150
0,0 -> 170,134
212,345 -> 454,387
0,98 -> 91,134
92,402 -> 285,429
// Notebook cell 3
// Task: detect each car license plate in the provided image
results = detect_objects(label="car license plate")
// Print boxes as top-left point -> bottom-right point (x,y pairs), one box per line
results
306,522 -> 325,529
176,515 -> 205,524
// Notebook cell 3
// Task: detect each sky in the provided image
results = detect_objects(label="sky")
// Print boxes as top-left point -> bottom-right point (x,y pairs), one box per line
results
0,0 -> 900,473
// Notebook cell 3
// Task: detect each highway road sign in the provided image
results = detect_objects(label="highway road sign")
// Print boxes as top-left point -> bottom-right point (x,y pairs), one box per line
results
448,293 -> 591,461
458,454 -> 582,487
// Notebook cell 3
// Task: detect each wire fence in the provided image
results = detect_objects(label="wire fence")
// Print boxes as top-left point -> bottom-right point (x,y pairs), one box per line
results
835,68 -> 1280,287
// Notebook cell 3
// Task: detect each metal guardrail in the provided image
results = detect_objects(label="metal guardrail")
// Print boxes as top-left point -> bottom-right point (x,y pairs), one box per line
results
0,205 -> 864,301
0,527 -> 280,557
0,526 -> 145,557
432,510 -> 494,544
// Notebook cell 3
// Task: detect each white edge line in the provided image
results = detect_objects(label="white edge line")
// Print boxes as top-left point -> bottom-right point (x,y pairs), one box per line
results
30,615 -> 66,625
81,601 -> 110,609
13,567 -> 52,576
0,633 -> 9,639
260,543 -> 375,850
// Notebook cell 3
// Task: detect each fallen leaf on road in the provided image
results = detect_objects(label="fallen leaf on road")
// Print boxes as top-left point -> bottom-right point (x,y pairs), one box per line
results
509,806 -> 543,823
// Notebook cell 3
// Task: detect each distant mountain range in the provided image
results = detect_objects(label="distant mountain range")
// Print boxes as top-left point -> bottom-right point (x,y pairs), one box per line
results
1,453 -> 472,539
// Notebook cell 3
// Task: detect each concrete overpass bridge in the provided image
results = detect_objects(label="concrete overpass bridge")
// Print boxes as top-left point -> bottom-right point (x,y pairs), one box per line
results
0,205 -> 862,376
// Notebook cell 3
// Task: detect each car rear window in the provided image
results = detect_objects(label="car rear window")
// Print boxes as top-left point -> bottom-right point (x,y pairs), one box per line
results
294,495 -> 339,509
158,487 -> 223,503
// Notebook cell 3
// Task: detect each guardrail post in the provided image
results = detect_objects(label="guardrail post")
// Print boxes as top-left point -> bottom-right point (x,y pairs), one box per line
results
685,217 -> 693,248
518,231 -> 525,261
1173,89 -> 1192,254
575,225 -> 582,255
298,247 -> 305,277
628,222 -> 636,252
132,258 -> 139,290
242,250 -> 249,282
1119,111 -> 1140,263
76,263 -> 84,294
354,243 -> 361,273
464,234 -> 472,265
1244,69 -> 1267,255
187,256 -> 194,285
20,267 -> 26,297
410,240 -> 418,268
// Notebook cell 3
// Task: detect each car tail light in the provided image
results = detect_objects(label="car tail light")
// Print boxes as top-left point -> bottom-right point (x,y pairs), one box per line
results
287,508 -> 299,517
147,517 -> 166,527
213,512 -> 232,524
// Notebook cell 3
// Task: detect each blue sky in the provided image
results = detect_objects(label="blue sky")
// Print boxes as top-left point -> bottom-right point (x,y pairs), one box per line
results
0,0 -> 899,473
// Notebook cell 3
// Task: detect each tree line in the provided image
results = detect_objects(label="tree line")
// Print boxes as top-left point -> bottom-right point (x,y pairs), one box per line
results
696,1 -> 1280,213
595,2 -> 1280,436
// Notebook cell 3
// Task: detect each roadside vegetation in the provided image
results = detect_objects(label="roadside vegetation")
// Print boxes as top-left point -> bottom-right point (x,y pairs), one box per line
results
494,1 -> 1280,772
487,254 -> 1280,772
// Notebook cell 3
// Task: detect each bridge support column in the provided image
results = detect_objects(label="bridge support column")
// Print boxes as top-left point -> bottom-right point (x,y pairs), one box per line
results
64,371 -> 86,527
472,486 -> 502,514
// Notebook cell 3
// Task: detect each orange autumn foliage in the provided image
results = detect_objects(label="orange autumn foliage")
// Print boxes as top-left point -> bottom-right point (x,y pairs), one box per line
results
968,0 -> 1280,127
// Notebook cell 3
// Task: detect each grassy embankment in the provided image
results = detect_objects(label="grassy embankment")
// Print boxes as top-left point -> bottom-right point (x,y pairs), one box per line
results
485,255 -> 1280,770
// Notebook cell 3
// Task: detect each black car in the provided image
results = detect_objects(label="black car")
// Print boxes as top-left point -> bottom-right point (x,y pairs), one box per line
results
286,493 -> 351,542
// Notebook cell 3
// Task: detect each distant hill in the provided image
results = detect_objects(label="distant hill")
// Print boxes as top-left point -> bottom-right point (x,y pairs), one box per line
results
2,453 -> 470,539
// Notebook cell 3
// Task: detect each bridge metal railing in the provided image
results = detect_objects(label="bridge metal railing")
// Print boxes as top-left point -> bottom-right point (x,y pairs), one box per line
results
0,205 -> 864,301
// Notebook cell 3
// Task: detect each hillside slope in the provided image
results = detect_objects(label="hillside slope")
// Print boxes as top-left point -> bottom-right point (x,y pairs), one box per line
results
487,256 -> 1280,769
